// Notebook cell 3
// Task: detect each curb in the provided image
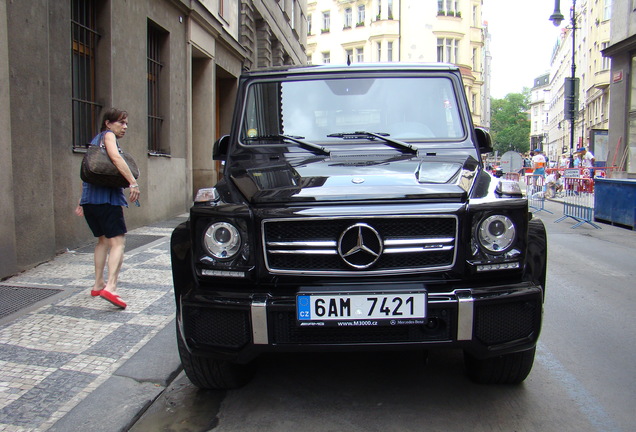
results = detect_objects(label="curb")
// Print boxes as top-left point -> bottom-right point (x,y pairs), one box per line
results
48,319 -> 182,432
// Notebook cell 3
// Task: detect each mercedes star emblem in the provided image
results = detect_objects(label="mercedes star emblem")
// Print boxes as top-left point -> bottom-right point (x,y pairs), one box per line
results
338,223 -> 383,269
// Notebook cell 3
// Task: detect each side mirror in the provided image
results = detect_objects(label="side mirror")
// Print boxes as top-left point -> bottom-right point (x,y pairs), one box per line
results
213,135 -> 230,160
474,127 -> 493,155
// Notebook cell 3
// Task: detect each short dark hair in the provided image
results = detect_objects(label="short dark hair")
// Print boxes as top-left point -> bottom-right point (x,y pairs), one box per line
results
100,108 -> 128,131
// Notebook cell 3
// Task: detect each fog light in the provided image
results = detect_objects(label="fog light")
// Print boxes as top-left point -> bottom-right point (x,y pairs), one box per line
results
476,262 -> 520,272
201,269 -> 245,278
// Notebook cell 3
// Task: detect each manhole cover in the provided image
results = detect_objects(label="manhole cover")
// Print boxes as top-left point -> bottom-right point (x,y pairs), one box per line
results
0,286 -> 63,319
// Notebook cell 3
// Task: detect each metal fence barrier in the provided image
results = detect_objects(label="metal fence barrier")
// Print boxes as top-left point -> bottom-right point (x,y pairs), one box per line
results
555,178 -> 601,229
525,175 -> 553,214
504,172 -> 521,182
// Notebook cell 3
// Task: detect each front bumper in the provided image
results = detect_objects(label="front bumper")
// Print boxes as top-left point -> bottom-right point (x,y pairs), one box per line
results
178,282 -> 543,363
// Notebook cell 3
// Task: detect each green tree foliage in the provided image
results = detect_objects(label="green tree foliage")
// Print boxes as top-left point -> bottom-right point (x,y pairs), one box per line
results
489,91 -> 531,154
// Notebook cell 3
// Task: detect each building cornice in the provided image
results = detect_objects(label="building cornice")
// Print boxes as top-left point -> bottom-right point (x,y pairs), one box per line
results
602,34 -> 636,57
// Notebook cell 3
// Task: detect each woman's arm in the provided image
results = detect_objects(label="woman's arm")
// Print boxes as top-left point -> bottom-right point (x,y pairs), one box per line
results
103,132 -> 140,201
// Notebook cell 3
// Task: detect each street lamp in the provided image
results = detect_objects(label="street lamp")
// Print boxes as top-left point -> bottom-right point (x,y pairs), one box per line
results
549,2 -> 565,26
549,0 -> 578,166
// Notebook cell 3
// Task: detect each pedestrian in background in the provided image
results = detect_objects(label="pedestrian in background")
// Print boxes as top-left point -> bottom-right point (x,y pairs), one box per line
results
532,148 -> 546,177
544,171 -> 563,198
74,108 -> 140,309
576,147 -> 596,177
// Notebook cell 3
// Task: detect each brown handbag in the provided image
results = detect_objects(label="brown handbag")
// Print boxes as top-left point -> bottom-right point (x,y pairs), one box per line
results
80,133 -> 140,188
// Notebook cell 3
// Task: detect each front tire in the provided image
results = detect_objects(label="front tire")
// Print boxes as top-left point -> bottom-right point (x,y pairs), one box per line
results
176,324 -> 254,389
464,347 -> 536,384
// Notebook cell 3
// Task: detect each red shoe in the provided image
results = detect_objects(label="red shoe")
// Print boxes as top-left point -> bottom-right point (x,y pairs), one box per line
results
99,290 -> 127,309
90,285 -> 106,297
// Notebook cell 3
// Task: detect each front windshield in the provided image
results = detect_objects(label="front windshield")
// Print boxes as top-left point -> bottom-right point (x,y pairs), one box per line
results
240,76 -> 465,145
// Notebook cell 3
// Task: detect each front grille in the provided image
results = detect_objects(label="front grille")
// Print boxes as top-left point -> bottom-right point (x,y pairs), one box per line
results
270,309 -> 452,345
474,300 -> 539,345
263,216 -> 457,275
183,306 -> 251,349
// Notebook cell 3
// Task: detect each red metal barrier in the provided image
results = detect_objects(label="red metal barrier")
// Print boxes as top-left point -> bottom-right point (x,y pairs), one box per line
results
563,177 -> 594,194
545,166 -> 620,179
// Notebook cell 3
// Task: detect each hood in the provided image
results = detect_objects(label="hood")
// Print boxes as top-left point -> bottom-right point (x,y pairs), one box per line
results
229,154 -> 479,204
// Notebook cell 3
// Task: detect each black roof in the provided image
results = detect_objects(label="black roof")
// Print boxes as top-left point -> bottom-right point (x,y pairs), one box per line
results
241,62 -> 460,78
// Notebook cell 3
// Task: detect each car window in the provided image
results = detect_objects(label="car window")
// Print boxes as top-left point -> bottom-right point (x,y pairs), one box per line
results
240,76 -> 465,145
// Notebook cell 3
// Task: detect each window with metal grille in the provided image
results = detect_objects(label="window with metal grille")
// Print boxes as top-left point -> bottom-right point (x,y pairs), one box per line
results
147,22 -> 168,154
71,0 -> 100,149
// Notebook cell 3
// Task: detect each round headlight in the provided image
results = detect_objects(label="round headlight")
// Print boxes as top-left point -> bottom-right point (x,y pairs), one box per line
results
477,215 -> 516,253
204,222 -> 241,259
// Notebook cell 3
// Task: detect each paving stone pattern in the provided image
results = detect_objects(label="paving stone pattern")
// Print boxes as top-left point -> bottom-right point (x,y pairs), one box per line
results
0,221 -> 183,432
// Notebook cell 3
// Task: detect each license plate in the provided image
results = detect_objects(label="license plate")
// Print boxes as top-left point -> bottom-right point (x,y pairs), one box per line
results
297,293 -> 427,325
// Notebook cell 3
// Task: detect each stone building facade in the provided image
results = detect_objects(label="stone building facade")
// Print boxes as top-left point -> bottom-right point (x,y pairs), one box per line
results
545,0 -> 611,165
0,0 -> 307,279
603,0 -> 636,176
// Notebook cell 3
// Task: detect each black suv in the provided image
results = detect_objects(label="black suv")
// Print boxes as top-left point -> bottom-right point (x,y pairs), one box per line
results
171,64 -> 547,389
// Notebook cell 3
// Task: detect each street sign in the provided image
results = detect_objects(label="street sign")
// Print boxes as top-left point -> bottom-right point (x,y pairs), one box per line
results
500,151 -> 523,173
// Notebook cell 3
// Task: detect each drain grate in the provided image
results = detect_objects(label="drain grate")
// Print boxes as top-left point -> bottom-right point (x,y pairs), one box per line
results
74,234 -> 165,254
0,286 -> 63,319
124,234 -> 165,251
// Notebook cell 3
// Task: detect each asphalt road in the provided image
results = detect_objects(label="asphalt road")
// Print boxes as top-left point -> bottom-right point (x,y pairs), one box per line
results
131,199 -> 636,432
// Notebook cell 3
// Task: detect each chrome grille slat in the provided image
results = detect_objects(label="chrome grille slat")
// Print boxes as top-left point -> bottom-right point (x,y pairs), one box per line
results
267,240 -> 337,247
384,237 -> 454,246
268,249 -> 338,255
383,245 -> 454,254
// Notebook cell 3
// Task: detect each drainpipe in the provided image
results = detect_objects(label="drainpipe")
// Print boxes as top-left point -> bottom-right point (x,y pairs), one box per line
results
398,0 -> 402,61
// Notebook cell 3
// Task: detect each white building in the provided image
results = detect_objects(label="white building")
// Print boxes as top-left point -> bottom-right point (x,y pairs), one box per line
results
530,73 -> 550,158
306,0 -> 488,127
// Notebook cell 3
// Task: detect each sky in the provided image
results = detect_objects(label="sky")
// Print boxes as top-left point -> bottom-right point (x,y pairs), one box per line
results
482,0 -> 563,98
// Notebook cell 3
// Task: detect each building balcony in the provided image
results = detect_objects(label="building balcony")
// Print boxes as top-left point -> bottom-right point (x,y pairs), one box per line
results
369,19 -> 399,35
433,15 -> 465,36
593,69 -> 610,89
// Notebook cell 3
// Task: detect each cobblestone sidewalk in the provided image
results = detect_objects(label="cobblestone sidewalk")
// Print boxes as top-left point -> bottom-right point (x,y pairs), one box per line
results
0,216 -> 186,431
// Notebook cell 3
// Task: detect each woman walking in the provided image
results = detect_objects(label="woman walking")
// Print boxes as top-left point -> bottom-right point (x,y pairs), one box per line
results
75,108 -> 140,309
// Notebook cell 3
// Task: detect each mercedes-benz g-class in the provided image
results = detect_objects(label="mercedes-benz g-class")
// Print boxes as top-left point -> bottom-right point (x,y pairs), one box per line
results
171,63 -> 547,389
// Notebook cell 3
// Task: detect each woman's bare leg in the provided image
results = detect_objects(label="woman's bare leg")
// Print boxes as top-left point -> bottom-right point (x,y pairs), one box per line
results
103,234 -> 126,294
93,236 -> 109,291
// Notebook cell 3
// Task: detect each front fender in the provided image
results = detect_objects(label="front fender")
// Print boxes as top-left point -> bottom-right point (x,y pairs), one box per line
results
523,218 -> 547,299
171,221 -> 195,301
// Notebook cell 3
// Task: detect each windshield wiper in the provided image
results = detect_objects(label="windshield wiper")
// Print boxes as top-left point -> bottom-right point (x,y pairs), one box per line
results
327,131 -> 418,154
245,134 -> 330,156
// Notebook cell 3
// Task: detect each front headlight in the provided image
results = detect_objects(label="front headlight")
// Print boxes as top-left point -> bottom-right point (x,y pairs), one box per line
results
477,215 -> 516,253
204,222 -> 241,259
